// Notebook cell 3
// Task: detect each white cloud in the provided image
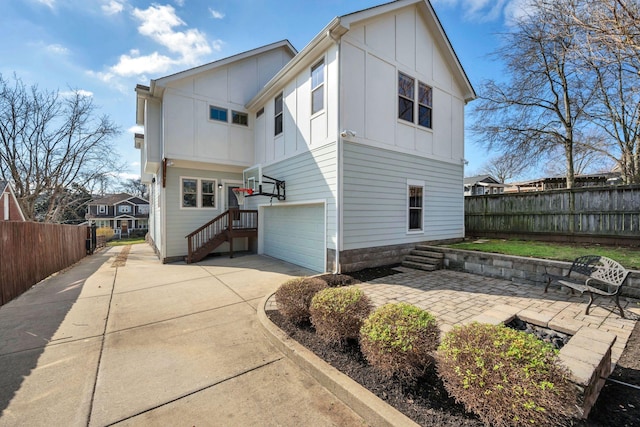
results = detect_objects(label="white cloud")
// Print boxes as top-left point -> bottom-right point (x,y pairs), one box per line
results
91,3 -> 218,86
36,0 -> 55,9
174,0 -> 185,6
209,8 -> 224,19
102,0 -> 125,15
432,0 -> 514,23
132,4 -> 212,63
128,125 -> 144,134
46,44 -> 69,55
110,50 -> 176,77
60,89 -> 94,97
117,172 -> 141,181
504,0 -> 537,26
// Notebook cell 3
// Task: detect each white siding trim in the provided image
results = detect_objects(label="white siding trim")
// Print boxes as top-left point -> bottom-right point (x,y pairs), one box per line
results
407,178 -> 425,234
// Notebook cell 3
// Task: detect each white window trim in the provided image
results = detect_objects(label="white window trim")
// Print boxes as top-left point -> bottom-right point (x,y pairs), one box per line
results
274,93 -> 284,136
209,105 -> 228,123
98,205 -> 107,214
180,176 -> 218,210
310,59 -> 325,116
118,204 -> 132,214
407,179 -> 425,234
397,71 -> 434,132
231,110 -> 249,127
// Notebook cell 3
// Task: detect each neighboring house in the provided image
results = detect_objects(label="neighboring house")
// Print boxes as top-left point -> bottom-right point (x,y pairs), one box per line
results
135,0 -> 475,271
463,175 -> 506,196
505,172 -> 622,192
85,193 -> 149,235
0,181 -> 26,221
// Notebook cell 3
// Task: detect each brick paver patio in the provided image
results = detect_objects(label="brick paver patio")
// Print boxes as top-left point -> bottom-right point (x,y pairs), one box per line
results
357,267 -> 640,366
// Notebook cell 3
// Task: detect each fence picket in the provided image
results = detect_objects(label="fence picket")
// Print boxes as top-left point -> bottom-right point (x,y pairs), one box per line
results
0,222 -> 86,306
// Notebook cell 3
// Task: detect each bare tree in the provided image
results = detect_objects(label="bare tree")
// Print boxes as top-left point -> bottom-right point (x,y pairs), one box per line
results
0,74 -> 121,222
480,153 -> 530,183
563,0 -> 640,183
119,177 -> 148,199
472,0 -> 595,189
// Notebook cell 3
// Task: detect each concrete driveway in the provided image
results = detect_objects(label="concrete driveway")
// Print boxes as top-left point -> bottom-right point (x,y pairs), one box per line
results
0,244 -> 364,426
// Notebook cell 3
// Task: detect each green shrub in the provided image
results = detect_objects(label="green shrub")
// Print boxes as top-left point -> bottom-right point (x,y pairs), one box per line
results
436,322 -> 577,427
310,286 -> 372,346
360,303 -> 439,380
274,277 -> 328,324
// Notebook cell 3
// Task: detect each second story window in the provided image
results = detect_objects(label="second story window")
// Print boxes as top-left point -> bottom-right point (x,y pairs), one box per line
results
118,205 -> 131,214
311,60 -> 324,114
274,93 -> 283,136
209,106 -> 228,122
398,72 -> 415,123
98,205 -> 106,214
398,72 -> 433,130
418,82 -> 432,129
232,111 -> 248,126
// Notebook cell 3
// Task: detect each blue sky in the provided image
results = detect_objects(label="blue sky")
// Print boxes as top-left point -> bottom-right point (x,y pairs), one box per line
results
1,0 -> 526,182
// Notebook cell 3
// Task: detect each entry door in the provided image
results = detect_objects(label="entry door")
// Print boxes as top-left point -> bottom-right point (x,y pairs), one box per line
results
227,185 -> 240,209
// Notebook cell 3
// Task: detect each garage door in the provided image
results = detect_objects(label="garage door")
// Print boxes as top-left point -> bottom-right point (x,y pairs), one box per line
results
263,204 -> 325,272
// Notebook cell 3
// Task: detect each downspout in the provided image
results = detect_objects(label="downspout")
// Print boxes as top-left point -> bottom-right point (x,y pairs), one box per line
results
331,29 -> 342,274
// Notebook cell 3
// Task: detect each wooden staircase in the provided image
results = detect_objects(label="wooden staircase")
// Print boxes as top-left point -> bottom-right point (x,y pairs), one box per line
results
185,209 -> 258,264
401,245 -> 444,271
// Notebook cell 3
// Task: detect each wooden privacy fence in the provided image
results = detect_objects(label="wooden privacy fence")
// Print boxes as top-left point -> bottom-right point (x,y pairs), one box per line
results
465,185 -> 640,244
0,221 -> 87,306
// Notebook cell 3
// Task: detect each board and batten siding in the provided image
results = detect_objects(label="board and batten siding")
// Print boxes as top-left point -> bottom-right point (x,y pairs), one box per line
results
160,47 -> 293,166
245,142 -> 337,251
342,141 -> 464,250
253,44 -> 339,166
163,167 -> 245,259
340,4 -> 465,164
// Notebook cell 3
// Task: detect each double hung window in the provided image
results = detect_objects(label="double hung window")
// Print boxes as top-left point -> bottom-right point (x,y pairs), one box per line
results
311,60 -> 324,114
407,180 -> 424,232
274,93 -> 283,135
398,72 -> 433,129
181,177 -> 217,209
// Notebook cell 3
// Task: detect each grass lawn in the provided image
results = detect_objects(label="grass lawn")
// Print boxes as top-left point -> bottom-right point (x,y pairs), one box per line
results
443,239 -> 640,270
107,237 -> 146,246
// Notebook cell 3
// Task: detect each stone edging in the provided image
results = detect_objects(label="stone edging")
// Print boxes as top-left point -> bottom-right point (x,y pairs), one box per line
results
426,246 -> 640,299
257,292 -> 419,427
465,304 -> 616,419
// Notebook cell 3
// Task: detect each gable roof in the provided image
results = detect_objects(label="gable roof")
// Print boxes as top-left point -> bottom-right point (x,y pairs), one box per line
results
90,193 -> 149,206
135,40 -> 297,125
464,175 -> 502,185
247,0 -> 476,110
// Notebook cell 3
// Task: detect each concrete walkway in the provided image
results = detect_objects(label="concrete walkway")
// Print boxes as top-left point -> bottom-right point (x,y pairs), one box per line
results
0,244 -> 364,426
3,244 -> 638,427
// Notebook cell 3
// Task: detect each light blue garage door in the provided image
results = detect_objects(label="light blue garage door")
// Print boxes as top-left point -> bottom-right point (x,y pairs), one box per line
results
263,204 -> 325,272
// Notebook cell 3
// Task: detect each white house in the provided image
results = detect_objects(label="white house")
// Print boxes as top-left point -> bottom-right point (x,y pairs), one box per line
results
135,0 -> 475,272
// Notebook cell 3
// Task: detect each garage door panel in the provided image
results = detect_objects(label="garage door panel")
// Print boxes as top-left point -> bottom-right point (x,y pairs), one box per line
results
263,204 -> 325,272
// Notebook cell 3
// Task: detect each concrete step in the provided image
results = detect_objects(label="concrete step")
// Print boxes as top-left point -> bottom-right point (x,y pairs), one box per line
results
413,247 -> 444,258
410,250 -> 444,259
401,260 -> 437,271
405,255 -> 442,265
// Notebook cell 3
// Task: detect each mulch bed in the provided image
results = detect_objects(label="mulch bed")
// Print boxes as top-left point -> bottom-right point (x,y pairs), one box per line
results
267,266 -> 640,427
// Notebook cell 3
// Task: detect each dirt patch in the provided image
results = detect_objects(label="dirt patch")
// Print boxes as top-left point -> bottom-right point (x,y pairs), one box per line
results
268,267 -> 640,427
111,245 -> 131,268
